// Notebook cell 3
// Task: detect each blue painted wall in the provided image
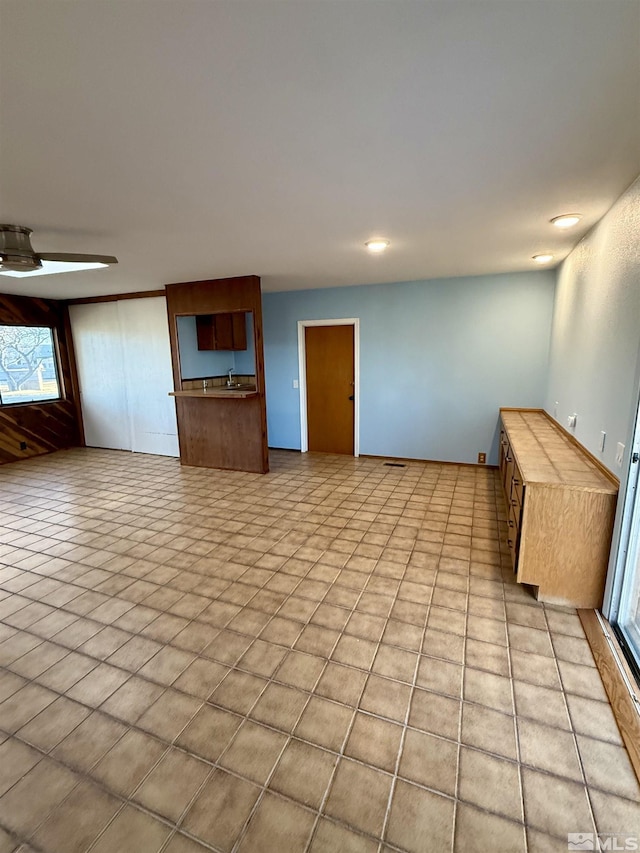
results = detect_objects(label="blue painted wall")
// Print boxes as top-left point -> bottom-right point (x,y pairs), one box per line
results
262,271 -> 555,464
177,313 -> 256,379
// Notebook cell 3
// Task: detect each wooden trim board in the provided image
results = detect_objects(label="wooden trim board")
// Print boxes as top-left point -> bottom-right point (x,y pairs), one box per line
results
579,609 -> 640,783
66,289 -> 166,306
360,454 -> 498,469
268,450 -> 498,469
62,304 -> 85,446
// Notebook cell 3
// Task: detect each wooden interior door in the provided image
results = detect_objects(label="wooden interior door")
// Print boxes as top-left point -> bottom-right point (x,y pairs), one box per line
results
305,324 -> 354,454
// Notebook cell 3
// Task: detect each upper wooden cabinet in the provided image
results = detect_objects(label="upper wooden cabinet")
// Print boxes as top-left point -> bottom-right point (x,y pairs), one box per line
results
196,312 -> 247,351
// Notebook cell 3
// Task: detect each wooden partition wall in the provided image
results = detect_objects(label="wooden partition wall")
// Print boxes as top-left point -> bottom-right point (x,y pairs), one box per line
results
0,293 -> 82,464
165,275 -> 268,474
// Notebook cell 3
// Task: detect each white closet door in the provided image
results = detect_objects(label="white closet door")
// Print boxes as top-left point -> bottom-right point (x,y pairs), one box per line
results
118,297 -> 179,457
69,302 -> 130,450
69,298 -> 179,457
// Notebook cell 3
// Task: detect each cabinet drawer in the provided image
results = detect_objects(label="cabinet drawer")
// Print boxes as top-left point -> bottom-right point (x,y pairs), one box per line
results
499,429 -> 509,458
507,502 -> 522,569
506,530 -> 518,568
508,501 -> 522,537
499,431 -> 509,483
504,452 -> 515,501
511,461 -> 524,507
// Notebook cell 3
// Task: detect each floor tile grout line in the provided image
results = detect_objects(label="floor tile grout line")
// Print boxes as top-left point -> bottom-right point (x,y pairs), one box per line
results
0,453 -> 632,852
504,540 -> 527,838
0,542 -> 495,649
1,551 -> 582,674
0,534 -> 508,600
0,606 -> 620,759
302,539 -> 420,852
379,468 -> 494,849
542,603 -> 600,839
4,657 -> 633,822
3,568 -> 518,682
228,569 -> 373,853
0,721 -> 578,847
378,525 -> 440,850
3,604 -> 544,716
451,479 -> 474,852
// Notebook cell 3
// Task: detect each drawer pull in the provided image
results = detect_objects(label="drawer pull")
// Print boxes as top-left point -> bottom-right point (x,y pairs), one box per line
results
508,520 -> 514,527
506,456 -> 512,462
507,538 -> 513,547
513,478 -> 520,486
511,499 -> 518,506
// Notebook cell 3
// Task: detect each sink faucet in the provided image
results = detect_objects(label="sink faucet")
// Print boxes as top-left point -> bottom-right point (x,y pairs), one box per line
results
227,368 -> 235,387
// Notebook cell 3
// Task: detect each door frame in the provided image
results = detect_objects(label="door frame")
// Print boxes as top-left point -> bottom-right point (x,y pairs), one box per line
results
605,378 -> 640,627
297,318 -> 360,456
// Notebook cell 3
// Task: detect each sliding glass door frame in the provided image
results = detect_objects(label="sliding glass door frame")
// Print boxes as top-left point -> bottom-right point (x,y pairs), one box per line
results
605,375 -> 640,677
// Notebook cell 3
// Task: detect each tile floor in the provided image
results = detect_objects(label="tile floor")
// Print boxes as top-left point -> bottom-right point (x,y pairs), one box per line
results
0,448 -> 638,853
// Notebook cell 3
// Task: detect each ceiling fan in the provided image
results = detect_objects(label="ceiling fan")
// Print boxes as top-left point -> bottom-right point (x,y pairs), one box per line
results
0,224 -> 117,275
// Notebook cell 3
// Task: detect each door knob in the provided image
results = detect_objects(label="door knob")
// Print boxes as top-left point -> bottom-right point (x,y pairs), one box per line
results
348,395 -> 354,401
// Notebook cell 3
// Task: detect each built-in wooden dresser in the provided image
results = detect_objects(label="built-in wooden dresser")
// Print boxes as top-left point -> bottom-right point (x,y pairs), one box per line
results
499,408 -> 618,608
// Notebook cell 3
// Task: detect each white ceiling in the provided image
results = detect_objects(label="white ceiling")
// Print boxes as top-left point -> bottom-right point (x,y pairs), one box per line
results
1,0 -> 639,299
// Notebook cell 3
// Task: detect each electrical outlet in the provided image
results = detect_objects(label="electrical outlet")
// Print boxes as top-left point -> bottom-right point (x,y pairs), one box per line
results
477,452 -> 486,464
567,414 -> 577,430
600,431 -> 606,452
293,379 -> 299,389
616,443 -> 625,467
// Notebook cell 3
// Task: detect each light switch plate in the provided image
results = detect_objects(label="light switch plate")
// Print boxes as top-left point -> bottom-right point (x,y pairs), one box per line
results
616,442 -> 625,467
293,379 -> 299,389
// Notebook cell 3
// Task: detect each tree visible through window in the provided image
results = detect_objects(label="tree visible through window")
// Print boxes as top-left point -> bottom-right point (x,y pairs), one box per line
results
0,325 -> 61,404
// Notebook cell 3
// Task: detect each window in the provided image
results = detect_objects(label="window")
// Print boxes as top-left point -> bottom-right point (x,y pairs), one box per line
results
610,393 -> 640,683
0,325 -> 62,405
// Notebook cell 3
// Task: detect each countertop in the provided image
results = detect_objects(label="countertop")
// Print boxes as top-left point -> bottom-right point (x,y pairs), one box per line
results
500,409 -> 618,492
170,387 -> 258,399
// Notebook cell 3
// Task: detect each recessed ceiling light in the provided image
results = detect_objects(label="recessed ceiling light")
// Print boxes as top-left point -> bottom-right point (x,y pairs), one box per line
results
532,253 -> 554,264
365,239 -> 390,253
550,214 -> 582,229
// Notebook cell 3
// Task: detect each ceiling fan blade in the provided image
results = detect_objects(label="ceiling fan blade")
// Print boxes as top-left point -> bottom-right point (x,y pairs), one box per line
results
37,252 -> 118,265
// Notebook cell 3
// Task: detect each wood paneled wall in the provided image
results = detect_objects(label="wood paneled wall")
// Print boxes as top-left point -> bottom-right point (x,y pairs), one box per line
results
0,293 -> 82,464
